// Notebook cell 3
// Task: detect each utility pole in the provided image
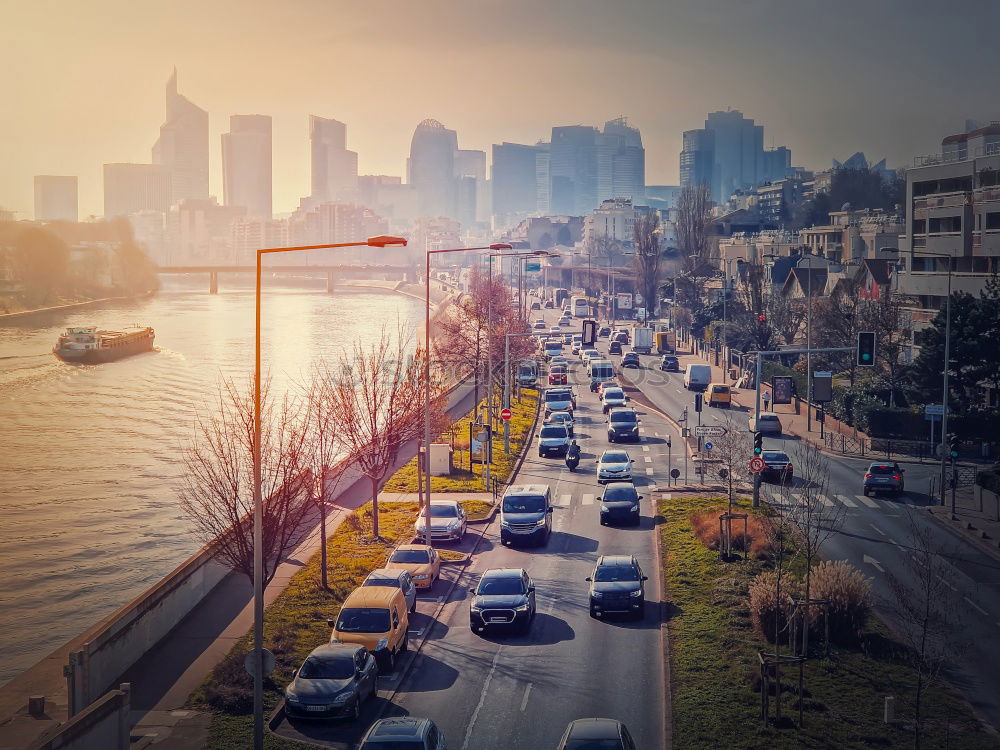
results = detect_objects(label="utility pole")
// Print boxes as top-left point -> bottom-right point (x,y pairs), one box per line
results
940,267 -> 952,510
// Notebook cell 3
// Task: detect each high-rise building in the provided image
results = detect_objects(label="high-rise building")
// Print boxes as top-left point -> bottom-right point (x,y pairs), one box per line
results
408,119 -> 459,219
222,115 -> 272,218
310,116 -> 358,204
549,126 -> 599,216
103,163 -> 171,218
762,146 -> 792,183
679,129 -> 716,192
33,176 -> 78,221
492,142 -> 538,226
535,143 -> 551,215
455,149 -> 487,225
152,70 -> 209,207
599,117 -> 645,203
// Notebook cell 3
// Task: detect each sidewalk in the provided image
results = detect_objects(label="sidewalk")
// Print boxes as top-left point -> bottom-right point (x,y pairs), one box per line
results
926,485 -> 1000,565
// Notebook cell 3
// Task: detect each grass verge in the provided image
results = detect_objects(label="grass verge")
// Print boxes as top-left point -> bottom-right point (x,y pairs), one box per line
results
382,388 -> 539,493
660,494 -> 996,749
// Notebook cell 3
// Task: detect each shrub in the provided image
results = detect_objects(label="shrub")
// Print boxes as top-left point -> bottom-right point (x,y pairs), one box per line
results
204,649 -> 253,714
748,569 -> 800,643
689,510 -> 773,559
809,560 -> 871,644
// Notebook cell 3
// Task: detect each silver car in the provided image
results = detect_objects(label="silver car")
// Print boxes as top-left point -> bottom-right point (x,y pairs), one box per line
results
414,499 -> 468,543
597,449 -> 634,484
601,387 -> 628,413
748,412 -> 782,434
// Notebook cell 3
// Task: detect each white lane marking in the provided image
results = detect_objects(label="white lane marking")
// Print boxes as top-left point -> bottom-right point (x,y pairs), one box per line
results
675,389 -> 684,395
581,494 -> 595,505
642,445 -> 651,452
644,456 -> 652,464
838,494 -> 858,508
461,647 -> 502,750
870,523 -> 886,536
558,494 -> 572,507
856,494 -> 879,509
654,432 -> 661,437
964,596 -> 989,617
937,574 -> 958,592
520,682 -> 533,712
645,468 -> 654,476
819,495 -> 834,507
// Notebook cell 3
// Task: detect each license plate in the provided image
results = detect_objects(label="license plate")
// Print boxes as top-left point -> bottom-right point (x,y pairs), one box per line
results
305,705 -> 327,712
489,617 -> 508,623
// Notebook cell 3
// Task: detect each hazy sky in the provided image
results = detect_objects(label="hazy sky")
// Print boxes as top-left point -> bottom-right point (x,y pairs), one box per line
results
2,0 -> 998,219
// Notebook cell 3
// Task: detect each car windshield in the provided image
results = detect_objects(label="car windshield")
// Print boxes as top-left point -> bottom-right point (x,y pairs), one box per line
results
540,426 -> 568,438
549,413 -> 569,422
712,385 -> 730,393
503,495 -> 546,513
551,366 -> 567,373
610,412 -> 637,424
361,741 -> 428,750
761,415 -> 779,423
603,389 -> 624,399
429,504 -> 458,518
595,565 -> 640,583
870,465 -> 896,475
477,577 -> 524,595
762,452 -> 789,462
297,654 -> 355,680
335,608 -> 390,634
564,739 -> 624,750
545,392 -> 569,403
602,451 -> 629,463
604,486 -> 638,502
389,549 -> 430,564
363,577 -> 400,588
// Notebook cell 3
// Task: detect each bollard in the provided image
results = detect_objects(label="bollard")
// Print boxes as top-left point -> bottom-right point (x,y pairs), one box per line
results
884,695 -> 896,723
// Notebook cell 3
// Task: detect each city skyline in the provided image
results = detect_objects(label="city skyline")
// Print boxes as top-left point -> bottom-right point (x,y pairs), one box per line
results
3,0 -> 999,219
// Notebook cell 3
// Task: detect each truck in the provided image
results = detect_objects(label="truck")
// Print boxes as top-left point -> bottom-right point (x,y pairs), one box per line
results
633,326 -> 654,355
654,330 -> 676,354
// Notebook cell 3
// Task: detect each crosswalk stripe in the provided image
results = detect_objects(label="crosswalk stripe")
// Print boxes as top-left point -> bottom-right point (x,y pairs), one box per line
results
837,494 -> 858,508
855,494 -> 879,508
648,484 -> 658,492
645,468 -> 654,476
558,494 -> 572,507
581,494 -> 595,505
643,456 -> 652,463
819,495 -> 834,507
642,445 -> 650,452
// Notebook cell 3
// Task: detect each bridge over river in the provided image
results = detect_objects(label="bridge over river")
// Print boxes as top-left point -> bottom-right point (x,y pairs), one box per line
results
157,264 -> 418,293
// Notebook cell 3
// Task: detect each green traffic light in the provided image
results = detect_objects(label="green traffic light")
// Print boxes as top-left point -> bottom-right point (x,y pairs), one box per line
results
754,447 -> 762,454
862,353 -> 871,360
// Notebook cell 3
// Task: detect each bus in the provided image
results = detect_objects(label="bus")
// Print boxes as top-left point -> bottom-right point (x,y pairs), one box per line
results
571,296 -> 590,318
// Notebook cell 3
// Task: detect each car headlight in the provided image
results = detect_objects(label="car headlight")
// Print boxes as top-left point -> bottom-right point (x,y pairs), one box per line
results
630,589 -> 642,598
591,590 -> 603,599
470,605 -> 482,613
601,504 -> 610,512
332,690 -> 356,705
515,604 -> 530,612
500,520 -> 512,528
534,518 -> 547,527
445,519 -> 460,529
285,690 -> 300,703
630,504 -> 639,513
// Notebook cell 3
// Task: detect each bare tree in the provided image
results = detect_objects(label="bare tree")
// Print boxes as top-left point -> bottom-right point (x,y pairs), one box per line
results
585,233 -> 620,298
179,376 -> 314,588
632,211 -> 662,319
325,326 -> 447,539
885,512 -> 966,749
731,263 -> 805,352
674,185 -> 715,315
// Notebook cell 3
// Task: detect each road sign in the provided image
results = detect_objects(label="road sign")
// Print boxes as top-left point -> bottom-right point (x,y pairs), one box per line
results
500,408 -> 512,421
694,425 -> 726,437
749,456 -> 766,473
670,468 -> 680,479
244,648 -> 275,678
704,441 -> 714,452
924,404 -> 945,416
524,262 -> 541,272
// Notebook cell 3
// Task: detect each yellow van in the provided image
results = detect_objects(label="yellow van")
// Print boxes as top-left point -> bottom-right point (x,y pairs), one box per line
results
329,586 -> 409,671
706,382 -> 732,408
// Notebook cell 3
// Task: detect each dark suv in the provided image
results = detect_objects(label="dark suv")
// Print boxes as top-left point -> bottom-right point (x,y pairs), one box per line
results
621,352 -> 640,368
609,340 -> 623,355
469,568 -> 536,634
863,462 -> 904,496
587,555 -> 647,619
607,407 -> 640,443
598,482 -> 642,525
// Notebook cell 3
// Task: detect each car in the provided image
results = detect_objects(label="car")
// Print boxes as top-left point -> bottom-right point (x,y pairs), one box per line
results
597,449 -> 634,484
863,461 -> 905,496
549,326 -> 562,335
570,335 -> 584,354
530,301 -> 541,310
362,568 -> 417,614
550,356 -> 570,369
587,555 -> 647,619
601,387 -> 628,413
538,424 -> 571,456
659,354 -> 679,372
580,346 -> 600,362
414,499 -> 467,543
556,718 -> 637,750
329,586 -> 409,671
543,342 -> 563,360
469,568 -> 536,634
597,380 -> 622,399
609,340 -> 623,356
760,450 -> 794,484
748,412 -> 782,434
706,382 -> 732,408
543,386 -> 576,415
558,317 -> 571,327
621,352 -> 640,368
612,330 -> 629,344
548,367 -> 568,386
598,483 -> 642,526
545,410 -> 575,437
562,332 -> 573,344
499,485 -> 553,546
359,717 -> 446,750
385,544 -> 441,589
533,320 -> 547,330
284,643 -> 378,721
607,407 -> 640,443
598,326 -> 612,338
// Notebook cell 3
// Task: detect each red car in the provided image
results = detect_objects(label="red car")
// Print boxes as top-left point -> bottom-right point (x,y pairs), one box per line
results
549,368 -> 568,385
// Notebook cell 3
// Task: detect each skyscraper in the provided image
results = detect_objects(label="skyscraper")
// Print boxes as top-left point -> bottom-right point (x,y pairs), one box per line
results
455,149 -> 487,225
599,117 -> 645,203
152,69 -> 209,207
310,116 -> 358,203
33,176 -> 78,221
549,125 -> 599,215
103,163 -> 171,218
492,142 -> 539,225
679,129 -> 716,192
222,115 -> 272,218
407,119 -> 458,218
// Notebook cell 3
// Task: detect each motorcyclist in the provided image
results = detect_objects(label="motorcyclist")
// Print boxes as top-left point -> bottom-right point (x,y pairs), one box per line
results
565,440 -> 581,470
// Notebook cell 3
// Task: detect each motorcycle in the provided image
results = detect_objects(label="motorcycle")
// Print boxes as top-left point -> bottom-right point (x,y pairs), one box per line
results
565,446 -> 581,471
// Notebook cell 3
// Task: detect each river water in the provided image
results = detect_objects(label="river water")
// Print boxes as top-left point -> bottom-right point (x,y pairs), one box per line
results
0,276 -> 423,686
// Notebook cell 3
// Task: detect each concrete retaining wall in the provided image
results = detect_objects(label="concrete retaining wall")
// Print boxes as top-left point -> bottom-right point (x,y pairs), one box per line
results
29,684 -> 131,750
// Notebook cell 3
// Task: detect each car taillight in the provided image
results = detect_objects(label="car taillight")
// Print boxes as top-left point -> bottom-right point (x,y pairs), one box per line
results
893,474 -> 901,481
785,464 -> 793,471
864,473 -> 871,479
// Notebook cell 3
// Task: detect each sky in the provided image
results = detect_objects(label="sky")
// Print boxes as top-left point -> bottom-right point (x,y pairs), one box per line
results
2,0 -> 999,219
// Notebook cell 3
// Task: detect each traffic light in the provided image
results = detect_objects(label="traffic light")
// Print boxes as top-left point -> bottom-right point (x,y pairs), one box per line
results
857,330 -> 876,367
753,431 -> 764,455
948,433 -> 958,458
757,314 -> 767,323
694,394 -> 703,413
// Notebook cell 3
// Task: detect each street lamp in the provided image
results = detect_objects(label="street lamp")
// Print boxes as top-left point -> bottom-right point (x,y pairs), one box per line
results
252,235 -> 406,750
424,243 -> 511,541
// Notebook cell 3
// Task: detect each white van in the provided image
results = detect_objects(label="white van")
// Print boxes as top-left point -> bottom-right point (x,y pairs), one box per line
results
588,359 -> 615,389
683,363 -> 712,391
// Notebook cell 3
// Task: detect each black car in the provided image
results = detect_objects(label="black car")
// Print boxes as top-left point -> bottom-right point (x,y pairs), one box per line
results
556,718 -> 637,750
760,450 -> 793,483
598,482 -> 642,525
587,555 -> 647,619
609,340 -> 623,355
612,331 -> 629,344
284,643 -> 378,720
598,326 -> 612,337
621,352 -> 640,368
607,407 -> 640,443
469,568 -> 536,634
659,355 -> 679,372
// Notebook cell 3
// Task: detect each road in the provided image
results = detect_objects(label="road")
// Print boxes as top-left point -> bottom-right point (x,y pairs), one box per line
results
586,316 -> 1000,731
274,312 -> 670,748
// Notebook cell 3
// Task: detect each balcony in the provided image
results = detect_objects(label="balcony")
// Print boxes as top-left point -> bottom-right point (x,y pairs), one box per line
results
975,186 -> 1000,203
912,192 -> 969,210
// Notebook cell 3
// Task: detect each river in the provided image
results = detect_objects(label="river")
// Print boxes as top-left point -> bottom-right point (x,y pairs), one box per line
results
0,275 -> 423,686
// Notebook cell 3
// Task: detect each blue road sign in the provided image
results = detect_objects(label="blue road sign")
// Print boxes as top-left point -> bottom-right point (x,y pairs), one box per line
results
704,441 -> 714,452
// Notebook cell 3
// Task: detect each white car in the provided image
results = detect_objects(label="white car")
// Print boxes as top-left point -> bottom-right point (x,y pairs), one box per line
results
549,326 -> 562,335
600,387 -> 628,413
551,356 -> 570,369
545,410 -> 575,437
597,449 -> 634,484
538,424 -> 571,457
581,348 -> 601,364
570,336 -> 584,354
414,499 -> 468,543
748,412 -> 783,434
362,568 -> 418,613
